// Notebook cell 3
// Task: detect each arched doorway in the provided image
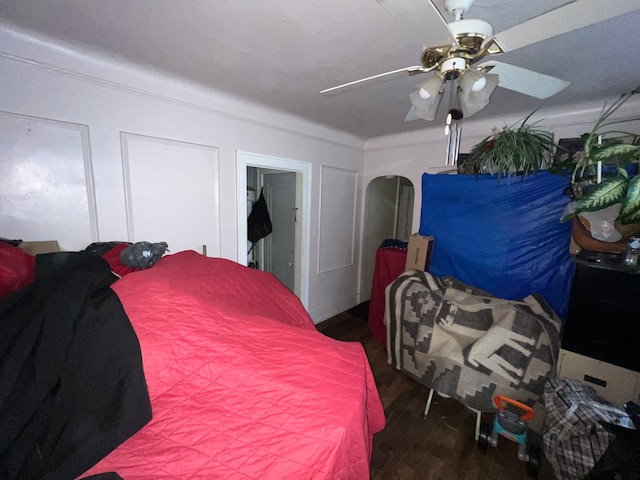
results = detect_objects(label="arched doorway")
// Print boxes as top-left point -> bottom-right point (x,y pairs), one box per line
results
361,175 -> 414,301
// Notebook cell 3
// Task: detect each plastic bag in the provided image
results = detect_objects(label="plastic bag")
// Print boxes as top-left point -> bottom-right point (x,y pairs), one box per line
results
120,241 -> 169,269
576,204 -> 623,243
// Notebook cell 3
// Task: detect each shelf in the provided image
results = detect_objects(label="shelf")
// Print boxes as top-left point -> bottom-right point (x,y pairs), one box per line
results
572,251 -> 640,273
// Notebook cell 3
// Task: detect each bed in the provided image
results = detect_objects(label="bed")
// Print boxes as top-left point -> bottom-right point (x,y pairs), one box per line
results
0,244 -> 385,479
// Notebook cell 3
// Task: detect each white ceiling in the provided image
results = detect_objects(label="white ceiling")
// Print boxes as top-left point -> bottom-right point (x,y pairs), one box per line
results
0,0 -> 639,139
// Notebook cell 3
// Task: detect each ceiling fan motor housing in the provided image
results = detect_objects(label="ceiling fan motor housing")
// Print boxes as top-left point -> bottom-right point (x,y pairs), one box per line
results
440,57 -> 466,78
421,17 -> 494,74
449,19 -> 493,42
450,19 -> 494,57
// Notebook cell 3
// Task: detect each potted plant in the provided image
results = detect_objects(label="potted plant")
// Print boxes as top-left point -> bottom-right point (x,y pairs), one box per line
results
560,87 -> 640,228
460,111 -> 557,179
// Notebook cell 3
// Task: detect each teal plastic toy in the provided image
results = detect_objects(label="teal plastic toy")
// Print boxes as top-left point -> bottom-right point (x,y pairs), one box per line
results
477,395 -> 541,478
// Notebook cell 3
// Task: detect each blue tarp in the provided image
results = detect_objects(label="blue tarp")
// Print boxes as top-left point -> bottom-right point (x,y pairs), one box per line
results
419,171 -> 574,319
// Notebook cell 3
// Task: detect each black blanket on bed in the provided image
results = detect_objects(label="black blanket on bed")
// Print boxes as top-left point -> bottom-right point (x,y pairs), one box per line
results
0,252 -> 151,480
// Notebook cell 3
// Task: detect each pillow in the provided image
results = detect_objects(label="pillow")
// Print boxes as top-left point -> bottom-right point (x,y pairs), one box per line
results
101,243 -> 137,277
0,242 -> 36,297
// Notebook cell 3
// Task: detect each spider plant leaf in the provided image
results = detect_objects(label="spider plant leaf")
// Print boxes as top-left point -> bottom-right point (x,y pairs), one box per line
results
574,172 -> 629,212
465,116 -> 555,181
591,143 -> 640,163
618,174 -> 640,224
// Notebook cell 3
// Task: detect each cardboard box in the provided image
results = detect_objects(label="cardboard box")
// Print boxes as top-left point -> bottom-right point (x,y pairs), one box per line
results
18,241 -> 61,255
405,234 -> 434,271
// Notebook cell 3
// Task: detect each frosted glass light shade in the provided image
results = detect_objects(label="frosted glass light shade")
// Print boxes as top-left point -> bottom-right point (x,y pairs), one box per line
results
417,75 -> 444,99
459,68 -> 499,117
409,87 -> 444,121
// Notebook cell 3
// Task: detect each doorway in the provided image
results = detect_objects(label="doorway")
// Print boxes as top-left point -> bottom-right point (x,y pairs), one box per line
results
248,169 -> 298,293
361,175 -> 414,301
263,171 -> 297,292
237,152 -> 311,309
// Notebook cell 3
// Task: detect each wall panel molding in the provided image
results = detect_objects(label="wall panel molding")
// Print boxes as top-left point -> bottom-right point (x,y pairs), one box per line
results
121,132 -> 221,256
0,110 -> 97,249
318,165 -> 358,274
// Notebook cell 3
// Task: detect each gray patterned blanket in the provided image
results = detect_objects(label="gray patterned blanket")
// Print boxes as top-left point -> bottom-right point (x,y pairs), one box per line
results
385,270 -> 561,425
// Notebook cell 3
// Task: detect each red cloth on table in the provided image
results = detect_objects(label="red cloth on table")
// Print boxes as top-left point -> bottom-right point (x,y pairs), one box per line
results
368,247 -> 407,345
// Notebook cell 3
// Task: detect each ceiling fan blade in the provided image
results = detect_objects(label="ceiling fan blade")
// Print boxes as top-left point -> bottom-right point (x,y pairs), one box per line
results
494,0 -> 640,52
320,65 -> 427,95
479,61 -> 571,99
376,0 -> 457,48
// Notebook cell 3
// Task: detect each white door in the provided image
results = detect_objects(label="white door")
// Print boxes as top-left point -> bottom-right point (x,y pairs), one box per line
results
123,134 -> 220,256
263,172 -> 296,291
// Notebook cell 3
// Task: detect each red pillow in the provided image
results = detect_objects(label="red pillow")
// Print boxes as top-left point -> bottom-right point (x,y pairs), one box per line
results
101,243 -> 137,277
0,243 -> 36,297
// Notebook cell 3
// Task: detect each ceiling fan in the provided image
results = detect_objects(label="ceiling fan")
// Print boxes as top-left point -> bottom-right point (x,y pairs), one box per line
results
320,0 -> 639,122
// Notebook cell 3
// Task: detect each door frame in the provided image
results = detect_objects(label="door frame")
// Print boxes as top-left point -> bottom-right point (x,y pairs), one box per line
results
236,151 -> 311,309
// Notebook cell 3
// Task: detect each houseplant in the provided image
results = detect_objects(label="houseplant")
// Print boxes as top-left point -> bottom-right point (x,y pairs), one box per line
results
460,111 -> 556,179
560,86 -> 640,227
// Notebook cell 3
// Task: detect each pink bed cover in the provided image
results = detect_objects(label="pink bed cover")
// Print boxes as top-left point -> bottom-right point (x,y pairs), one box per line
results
83,251 -> 385,479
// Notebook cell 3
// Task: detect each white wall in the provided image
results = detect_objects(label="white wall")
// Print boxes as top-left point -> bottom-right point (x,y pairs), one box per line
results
2,21 -> 638,323
363,97 -> 640,236
0,23 -> 364,323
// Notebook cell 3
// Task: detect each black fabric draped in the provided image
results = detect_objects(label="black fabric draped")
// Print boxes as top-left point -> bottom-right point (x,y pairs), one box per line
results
0,252 -> 151,480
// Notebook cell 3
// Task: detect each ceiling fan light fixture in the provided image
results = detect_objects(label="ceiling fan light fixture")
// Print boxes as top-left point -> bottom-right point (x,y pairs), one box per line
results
409,81 -> 444,121
458,68 -> 499,117
417,75 -> 444,101
471,75 -> 486,92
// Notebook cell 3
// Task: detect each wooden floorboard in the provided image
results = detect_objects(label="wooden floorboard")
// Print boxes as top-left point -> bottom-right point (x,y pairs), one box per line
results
317,302 -> 557,480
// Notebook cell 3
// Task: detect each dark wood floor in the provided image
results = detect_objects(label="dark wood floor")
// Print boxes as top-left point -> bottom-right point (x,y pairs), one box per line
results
317,302 -> 557,480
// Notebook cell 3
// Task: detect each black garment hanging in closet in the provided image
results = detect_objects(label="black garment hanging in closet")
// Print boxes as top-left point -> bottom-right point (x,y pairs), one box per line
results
247,189 -> 273,245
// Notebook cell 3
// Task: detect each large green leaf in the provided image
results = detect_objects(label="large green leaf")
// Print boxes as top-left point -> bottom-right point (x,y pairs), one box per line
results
591,143 -> 640,163
575,172 -> 629,212
618,174 -> 640,224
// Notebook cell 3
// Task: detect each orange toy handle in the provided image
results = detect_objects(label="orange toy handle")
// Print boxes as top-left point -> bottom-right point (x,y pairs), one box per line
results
493,395 -> 535,422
